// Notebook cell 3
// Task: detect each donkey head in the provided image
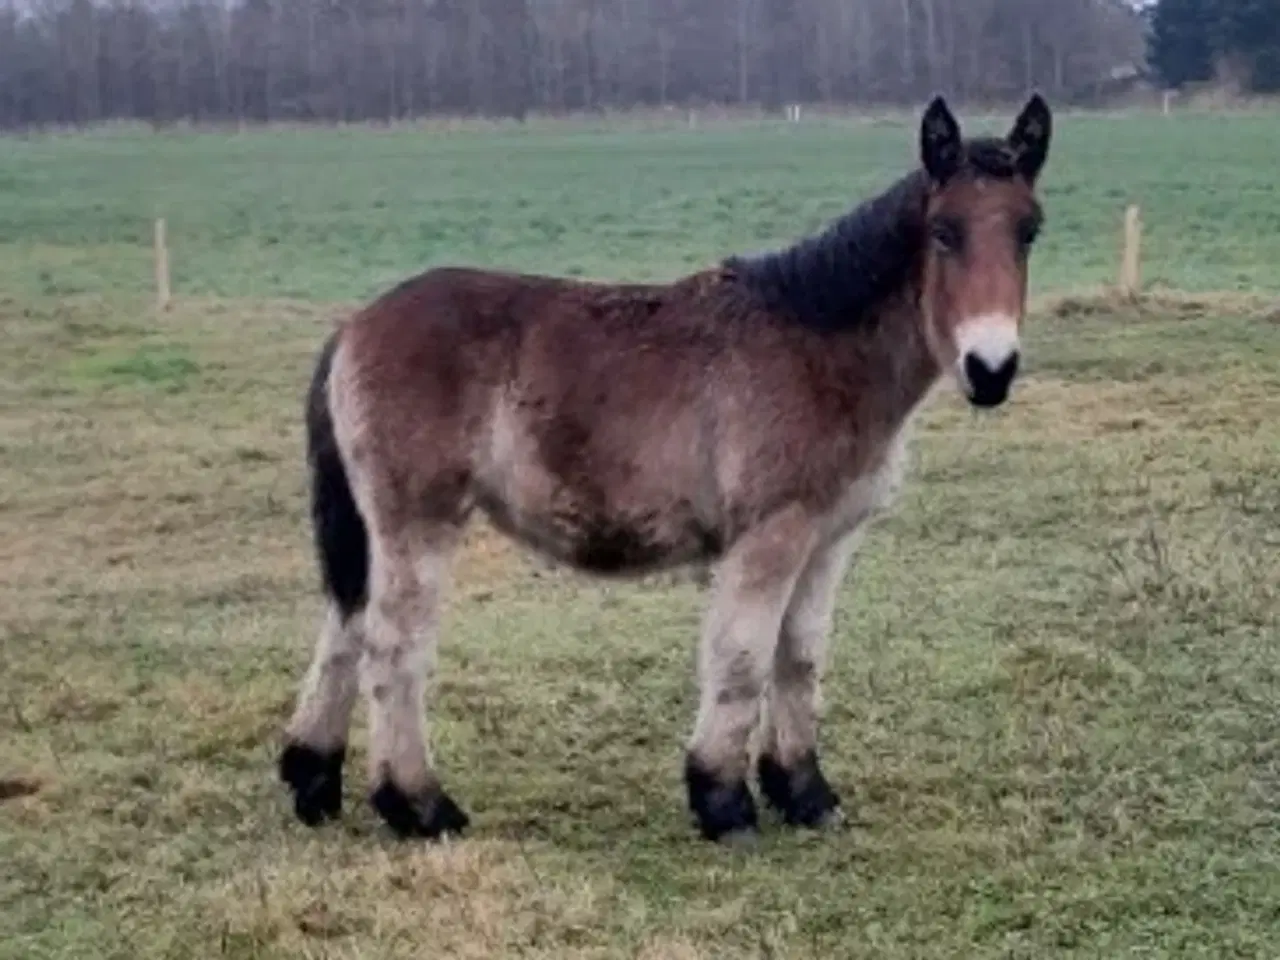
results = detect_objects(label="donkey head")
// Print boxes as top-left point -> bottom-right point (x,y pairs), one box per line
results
916,94 -> 1052,408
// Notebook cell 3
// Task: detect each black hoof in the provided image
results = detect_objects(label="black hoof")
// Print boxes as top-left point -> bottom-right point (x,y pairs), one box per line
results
684,754 -> 759,843
370,781 -> 471,840
757,751 -> 843,829
279,741 -> 345,826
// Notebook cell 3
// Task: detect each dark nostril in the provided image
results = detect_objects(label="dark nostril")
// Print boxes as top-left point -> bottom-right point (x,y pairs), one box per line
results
963,351 -> 1020,406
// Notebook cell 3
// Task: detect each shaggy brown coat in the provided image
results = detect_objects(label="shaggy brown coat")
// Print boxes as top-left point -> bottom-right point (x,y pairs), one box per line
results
279,93 -> 1053,844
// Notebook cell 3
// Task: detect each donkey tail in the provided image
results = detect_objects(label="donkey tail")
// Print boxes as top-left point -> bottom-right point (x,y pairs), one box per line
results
305,330 -> 369,620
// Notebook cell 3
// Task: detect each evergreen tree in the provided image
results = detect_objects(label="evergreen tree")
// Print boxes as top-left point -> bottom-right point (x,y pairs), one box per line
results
1217,0 -> 1280,91
1147,0 -> 1215,88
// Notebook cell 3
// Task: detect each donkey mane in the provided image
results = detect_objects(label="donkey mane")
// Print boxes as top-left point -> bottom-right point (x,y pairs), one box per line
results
724,136 -> 1022,333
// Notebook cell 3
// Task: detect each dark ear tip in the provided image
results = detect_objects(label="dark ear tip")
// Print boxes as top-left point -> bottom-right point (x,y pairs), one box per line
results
1024,91 -> 1051,115
924,93 -> 949,115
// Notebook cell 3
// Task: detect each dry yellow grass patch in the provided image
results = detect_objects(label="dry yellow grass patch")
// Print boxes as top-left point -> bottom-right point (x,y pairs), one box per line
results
203,840 -> 617,959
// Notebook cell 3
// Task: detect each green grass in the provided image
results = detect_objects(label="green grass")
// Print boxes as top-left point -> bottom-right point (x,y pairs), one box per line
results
2,112 -> 1280,958
3,111 -> 1280,302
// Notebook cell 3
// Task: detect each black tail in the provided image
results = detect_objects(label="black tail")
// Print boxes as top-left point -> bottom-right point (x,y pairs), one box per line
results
306,331 -> 369,620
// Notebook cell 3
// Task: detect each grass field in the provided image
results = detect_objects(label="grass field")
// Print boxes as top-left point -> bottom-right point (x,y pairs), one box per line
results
3,109 -> 1280,958
4,110 -> 1280,302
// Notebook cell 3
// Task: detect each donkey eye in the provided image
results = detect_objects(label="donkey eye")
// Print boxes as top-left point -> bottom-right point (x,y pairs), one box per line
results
929,218 -> 964,254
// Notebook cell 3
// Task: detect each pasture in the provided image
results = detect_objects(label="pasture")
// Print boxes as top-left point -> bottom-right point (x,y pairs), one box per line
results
3,110 -> 1280,958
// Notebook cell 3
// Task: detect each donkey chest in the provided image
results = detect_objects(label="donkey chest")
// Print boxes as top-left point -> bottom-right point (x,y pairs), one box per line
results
823,430 -> 912,538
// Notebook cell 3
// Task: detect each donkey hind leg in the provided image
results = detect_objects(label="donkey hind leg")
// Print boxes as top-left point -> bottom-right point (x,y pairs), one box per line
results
281,334 -> 370,827
362,521 -> 470,840
685,507 -> 819,843
757,532 -> 859,830
281,606 -> 364,825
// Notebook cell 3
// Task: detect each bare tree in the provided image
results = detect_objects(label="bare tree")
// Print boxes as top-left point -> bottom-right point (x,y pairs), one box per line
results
0,0 -> 1148,130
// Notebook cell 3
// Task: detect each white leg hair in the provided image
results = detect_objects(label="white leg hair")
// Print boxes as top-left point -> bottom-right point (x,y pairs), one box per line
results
361,525 -> 458,794
759,530 -> 860,769
286,605 -> 364,753
687,508 -> 819,783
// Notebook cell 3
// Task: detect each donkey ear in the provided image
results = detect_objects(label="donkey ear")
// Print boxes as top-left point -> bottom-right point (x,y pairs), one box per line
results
920,95 -> 962,184
1008,93 -> 1052,182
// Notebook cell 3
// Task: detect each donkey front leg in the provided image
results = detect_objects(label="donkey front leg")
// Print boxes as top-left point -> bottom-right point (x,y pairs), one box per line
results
685,508 -> 819,843
757,532 -> 859,829
361,524 -> 470,839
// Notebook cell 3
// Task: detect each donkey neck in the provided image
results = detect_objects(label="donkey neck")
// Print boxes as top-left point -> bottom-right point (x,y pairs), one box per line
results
727,171 -> 941,429
838,287 -> 942,441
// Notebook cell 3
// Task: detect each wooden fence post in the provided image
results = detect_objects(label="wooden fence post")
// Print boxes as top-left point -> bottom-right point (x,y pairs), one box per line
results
1118,204 -> 1142,300
154,218 -> 171,312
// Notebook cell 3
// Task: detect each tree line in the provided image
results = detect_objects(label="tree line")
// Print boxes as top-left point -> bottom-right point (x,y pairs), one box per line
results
0,0 -> 1147,130
1147,0 -> 1280,91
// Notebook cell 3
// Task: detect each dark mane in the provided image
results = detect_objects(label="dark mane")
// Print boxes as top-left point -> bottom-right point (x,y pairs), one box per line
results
724,136 -> 1020,332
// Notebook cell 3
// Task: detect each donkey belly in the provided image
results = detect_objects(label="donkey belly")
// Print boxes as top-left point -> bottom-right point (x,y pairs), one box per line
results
475,387 -> 725,576
476,483 -> 724,576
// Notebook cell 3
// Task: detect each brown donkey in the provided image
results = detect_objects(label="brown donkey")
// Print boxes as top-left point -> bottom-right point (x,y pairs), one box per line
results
280,94 -> 1053,844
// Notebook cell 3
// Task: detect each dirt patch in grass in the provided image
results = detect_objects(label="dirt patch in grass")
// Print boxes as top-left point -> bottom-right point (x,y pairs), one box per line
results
0,778 -> 42,803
